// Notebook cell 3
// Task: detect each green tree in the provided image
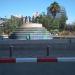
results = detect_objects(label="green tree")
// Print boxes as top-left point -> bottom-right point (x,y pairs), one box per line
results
47,2 -> 60,19
47,2 -> 61,32
4,15 -> 23,35
59,14 -> 67,31
47,2 -> 67,31
32,13 -> 52,31
52,19 -> 59,29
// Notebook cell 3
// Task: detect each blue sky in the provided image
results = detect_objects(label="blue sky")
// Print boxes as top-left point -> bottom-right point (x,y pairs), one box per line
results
0,0 -> 75,24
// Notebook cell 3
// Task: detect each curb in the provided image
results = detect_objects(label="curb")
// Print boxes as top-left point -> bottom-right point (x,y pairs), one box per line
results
0,57 -> 75,63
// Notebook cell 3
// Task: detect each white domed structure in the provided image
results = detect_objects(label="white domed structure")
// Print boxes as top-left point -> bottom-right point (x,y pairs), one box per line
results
9,20 -> 52,40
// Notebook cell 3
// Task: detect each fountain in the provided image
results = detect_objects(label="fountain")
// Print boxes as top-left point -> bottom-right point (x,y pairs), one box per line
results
9,16 -> 52,40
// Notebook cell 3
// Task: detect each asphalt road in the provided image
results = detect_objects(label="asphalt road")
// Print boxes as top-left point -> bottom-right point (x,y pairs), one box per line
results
0,62 -> 75,75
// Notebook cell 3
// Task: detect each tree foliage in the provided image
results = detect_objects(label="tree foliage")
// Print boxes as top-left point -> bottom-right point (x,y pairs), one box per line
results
59,14 -> 67,31
3,15 -> 23,35
47,2 -> 60,19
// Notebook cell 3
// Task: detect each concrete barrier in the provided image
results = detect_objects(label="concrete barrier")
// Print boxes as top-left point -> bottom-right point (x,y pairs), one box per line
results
0,57 -> 75,63
0,39 -> 75,57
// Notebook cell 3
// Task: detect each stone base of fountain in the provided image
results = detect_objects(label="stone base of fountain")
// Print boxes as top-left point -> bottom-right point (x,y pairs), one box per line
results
9,23 -> 52,40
